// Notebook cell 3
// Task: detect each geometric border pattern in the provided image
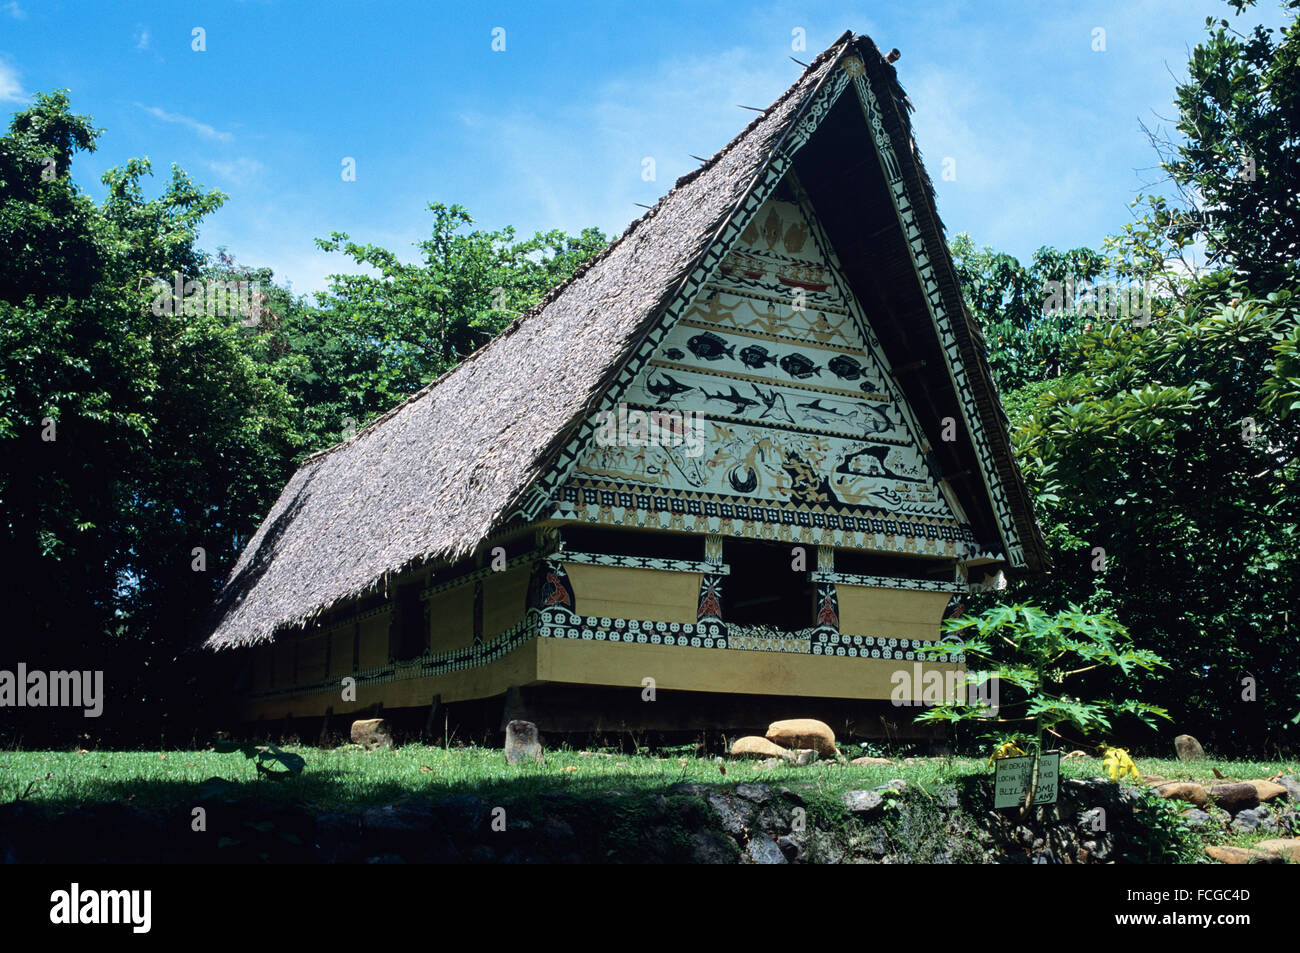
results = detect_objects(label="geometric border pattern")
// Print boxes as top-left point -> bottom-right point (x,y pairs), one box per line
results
847,66 -> 1025,567
558,551 -> 730,575
809,570 -> 967,593
242,603 -> 964,700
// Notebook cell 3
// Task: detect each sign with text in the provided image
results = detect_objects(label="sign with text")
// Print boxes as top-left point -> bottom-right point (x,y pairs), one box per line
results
993,751 -> 1061,808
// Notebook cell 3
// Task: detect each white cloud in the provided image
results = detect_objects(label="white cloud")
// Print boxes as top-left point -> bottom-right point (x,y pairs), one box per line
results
135,28 -> 151,51
4,2 -> 25,20
205,157 -> 265,187
458,44 -> 801,245
0,57 -> 23,102
136,103 -> 233,142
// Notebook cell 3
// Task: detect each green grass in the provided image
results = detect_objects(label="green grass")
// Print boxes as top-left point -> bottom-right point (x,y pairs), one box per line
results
2,744 -> 1293,816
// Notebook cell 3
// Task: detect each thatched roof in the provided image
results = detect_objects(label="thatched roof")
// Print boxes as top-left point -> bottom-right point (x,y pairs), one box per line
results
205,32 -> 1046,651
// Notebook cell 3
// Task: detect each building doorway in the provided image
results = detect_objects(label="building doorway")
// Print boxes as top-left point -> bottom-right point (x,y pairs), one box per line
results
724,538 -> 814,630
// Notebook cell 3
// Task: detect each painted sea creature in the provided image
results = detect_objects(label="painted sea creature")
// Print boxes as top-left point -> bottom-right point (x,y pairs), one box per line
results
687,331 -> 735,362
827,355 -> 865,381
738,344 -> 779,369
645,373 -> 692,405
665,347 -> 686,361
797,398 -> 854,425
702,386 -> 759,416
751,384 -> 795,424
779,352 -> 822,379
859,403 -> 892,434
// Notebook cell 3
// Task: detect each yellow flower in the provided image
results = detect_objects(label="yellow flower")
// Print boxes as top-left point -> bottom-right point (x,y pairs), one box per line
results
1101,746 -> 1139,780
988,740 -> 1026,766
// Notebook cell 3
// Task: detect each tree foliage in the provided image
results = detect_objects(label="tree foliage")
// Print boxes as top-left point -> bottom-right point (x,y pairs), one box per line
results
0,91 -> 606,743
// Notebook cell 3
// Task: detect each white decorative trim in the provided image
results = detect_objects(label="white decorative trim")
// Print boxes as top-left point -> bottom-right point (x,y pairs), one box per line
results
560,551 -> 729,575
848,73 -> 1025,567
810,570 -> 967,593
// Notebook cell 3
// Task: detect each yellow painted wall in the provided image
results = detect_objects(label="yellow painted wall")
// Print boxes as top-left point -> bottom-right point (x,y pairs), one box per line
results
536,637 -> 961,700
430,584 -> 474,651
241,639 -> 541,720
564,564 -> 701,623
836,586 -> 951,641
239,633 -> 963,718
358,612 -> 391,670
483,564 -> 529,638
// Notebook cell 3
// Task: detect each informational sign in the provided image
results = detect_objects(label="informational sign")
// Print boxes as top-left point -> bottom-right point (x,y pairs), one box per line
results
993,751 -> 1061,808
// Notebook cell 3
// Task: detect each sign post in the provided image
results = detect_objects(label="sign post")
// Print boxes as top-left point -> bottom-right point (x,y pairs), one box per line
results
993,750 -> 1060,809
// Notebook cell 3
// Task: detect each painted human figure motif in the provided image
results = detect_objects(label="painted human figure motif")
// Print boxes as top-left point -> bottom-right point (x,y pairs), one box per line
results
686,290 -> 744,325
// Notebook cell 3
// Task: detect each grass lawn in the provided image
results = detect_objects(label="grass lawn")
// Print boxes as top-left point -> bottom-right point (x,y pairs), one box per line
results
2,744 -> 1294,818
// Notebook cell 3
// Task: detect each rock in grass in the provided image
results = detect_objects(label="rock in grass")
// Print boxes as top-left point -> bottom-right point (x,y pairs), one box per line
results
852,756 -> 896,765
350,718 -> 392,750
747,835 -> 787,864
1155,781 -> 1209,808
766,718 -> 839,758
842,789 -> 884,816
1245,779 -> 1289,803
1256,838 -> 1300,861
1174,734 -> 1205,761
504,720 -> 544,765
1231,806 -> 1277,834
1205,845 -> 1283,865
1208,782 -> 1259,814
730,736 -> 791,760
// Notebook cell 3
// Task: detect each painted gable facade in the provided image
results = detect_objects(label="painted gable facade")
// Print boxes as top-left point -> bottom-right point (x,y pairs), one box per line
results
555,180 -> 974,561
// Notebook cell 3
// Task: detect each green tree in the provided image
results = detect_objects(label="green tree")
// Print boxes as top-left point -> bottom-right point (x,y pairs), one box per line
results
278,204 -> 607,450
917,603 -> 1170,754
1007,291 -> 1300,749
0,92 -> 298,741
950,234 -> 1108,393
1109,0 -> 1300,296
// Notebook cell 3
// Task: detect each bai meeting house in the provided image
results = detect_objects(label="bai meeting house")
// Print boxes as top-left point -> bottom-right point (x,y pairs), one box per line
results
204,33 -> 1048,738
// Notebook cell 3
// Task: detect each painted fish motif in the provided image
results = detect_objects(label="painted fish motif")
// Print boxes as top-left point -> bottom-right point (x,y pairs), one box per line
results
828,355 -> 865,381
797,398 -> 853,425
702,386 -> 759,415
645,373 -> 691,405
665,347 -> 686,361
687,331 -> 735,362
738,344 -> 779,369
779,352 -> 822,379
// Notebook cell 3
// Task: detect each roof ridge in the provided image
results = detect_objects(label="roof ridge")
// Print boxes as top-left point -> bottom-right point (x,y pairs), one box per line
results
300,30 -> 857,467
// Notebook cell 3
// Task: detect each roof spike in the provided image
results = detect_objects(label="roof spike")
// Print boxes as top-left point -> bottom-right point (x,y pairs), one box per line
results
689,154 -> 709,163
790,56 -> 809,68
633,203 -> 653,210
737,105 -> 765,113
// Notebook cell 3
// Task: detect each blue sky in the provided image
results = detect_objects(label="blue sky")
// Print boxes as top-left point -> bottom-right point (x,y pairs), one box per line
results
2,1 -> 1291,298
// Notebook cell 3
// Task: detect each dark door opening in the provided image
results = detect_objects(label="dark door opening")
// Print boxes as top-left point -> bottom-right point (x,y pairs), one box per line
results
724,539 -> 814,631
